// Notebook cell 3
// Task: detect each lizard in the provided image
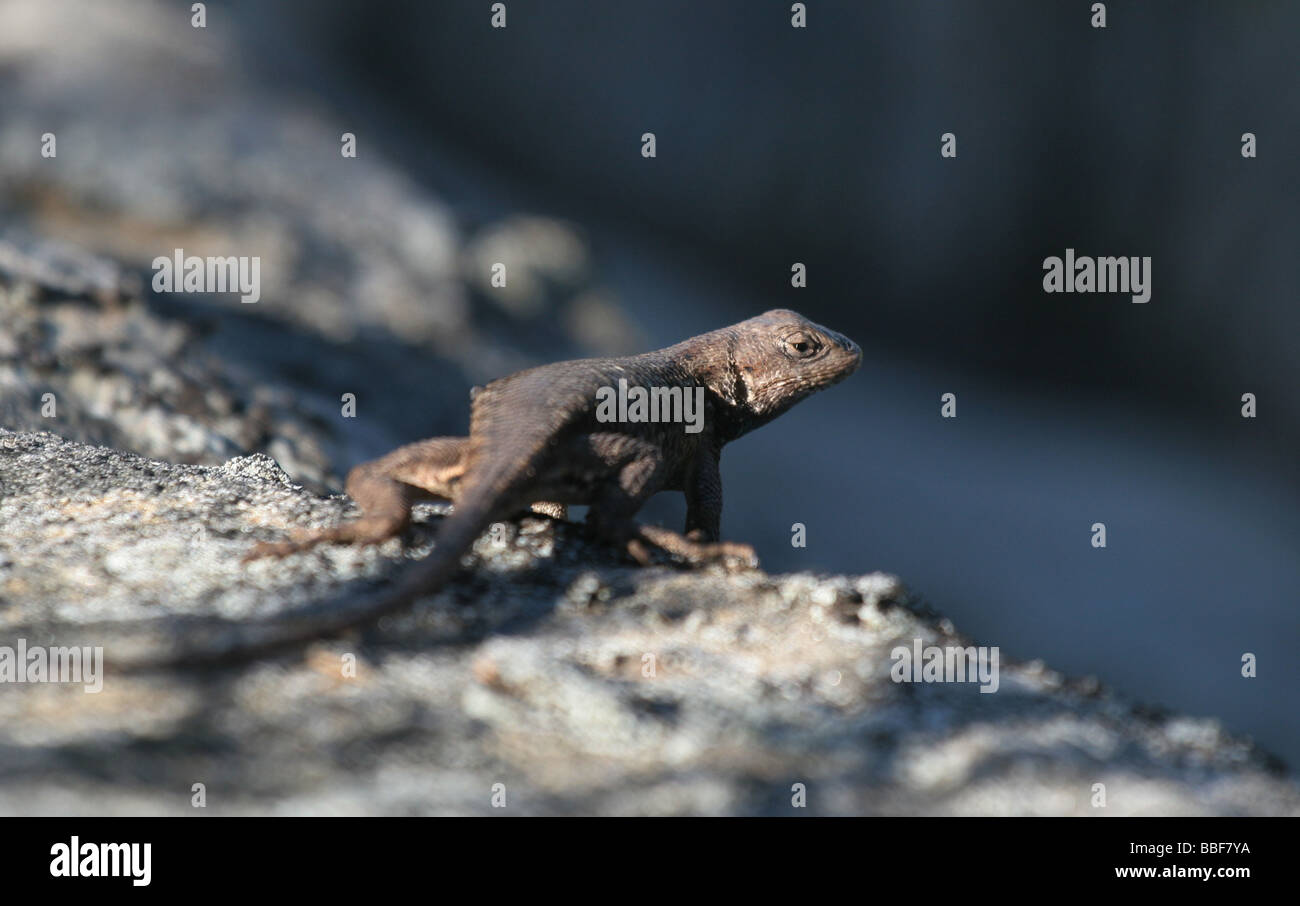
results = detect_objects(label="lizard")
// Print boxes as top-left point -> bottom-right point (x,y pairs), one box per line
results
117,308 -> 861,670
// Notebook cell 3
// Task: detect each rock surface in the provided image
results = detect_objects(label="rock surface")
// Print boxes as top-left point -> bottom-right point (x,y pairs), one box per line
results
1,427 -> 1296,816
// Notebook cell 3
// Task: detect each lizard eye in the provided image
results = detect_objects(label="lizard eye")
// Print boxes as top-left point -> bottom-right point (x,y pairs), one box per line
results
784,332 -> 820,359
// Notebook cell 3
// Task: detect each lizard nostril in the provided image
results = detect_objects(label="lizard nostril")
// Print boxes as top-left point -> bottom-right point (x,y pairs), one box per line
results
833,332 -> 861,359
843,338 -> 863,368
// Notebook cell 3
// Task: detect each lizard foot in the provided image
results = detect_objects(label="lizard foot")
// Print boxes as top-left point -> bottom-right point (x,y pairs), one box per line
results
635,524 -> 759,571
242,518 -> 406,563
624,536 -> 655,567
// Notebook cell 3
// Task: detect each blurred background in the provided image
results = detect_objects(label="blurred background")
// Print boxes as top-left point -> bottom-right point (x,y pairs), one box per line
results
2,0 -> 1296,766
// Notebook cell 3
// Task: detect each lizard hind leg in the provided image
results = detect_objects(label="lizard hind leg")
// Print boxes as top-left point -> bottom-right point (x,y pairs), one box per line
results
243,475 -> 425,561
244,437 -> 471,561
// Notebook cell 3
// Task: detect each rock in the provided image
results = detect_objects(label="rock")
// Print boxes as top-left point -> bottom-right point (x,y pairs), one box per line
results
0,428 -> 1295,815
0,239 -> 339,489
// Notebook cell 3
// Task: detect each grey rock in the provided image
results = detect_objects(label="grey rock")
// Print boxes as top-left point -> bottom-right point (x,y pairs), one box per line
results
0,242 -> 338,489
0,428 -> 1295,816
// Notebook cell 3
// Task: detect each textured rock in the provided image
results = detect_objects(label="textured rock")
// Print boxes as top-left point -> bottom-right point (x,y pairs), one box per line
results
0,428 -> 1295,816
0,238 -> 338,488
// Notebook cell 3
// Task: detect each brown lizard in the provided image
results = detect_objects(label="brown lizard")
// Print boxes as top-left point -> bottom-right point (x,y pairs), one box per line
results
127,309 -> 861,668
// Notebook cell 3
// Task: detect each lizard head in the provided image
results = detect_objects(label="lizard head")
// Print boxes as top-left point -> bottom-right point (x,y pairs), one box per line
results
722,308 -> 861,433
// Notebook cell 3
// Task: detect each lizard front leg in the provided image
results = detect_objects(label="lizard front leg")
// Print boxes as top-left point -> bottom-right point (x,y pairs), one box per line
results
584,438 -> 756,569
683,443 -> 723,542
635,524 -> 757,569
666,443 -> 755,566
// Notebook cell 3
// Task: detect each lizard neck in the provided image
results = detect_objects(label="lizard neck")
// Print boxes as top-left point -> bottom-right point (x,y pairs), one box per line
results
660,327 -> 760,444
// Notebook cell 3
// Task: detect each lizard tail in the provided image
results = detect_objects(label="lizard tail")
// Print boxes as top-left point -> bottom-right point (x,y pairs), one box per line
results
46,414 -> 566,673
110,484 -> 509,672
